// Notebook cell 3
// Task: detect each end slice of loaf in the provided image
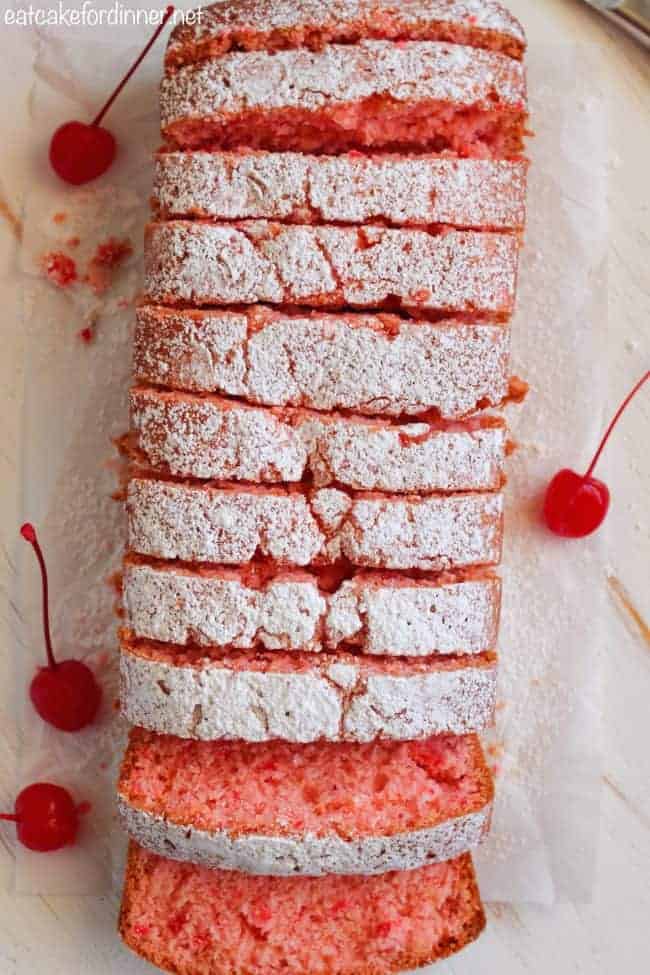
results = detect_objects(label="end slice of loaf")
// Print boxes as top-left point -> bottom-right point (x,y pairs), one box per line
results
126,479 -> 504,570
118,729 -> 493,875
144,220 -> 519,318
153,151 -> 528,230
160,41 -> 527,155
166,0 -> 526,68
119,638 -> 498,741
123,558 -> 501,656
120,844 -> 486,975
129,387 -> 507,492
134,306 -> 511,419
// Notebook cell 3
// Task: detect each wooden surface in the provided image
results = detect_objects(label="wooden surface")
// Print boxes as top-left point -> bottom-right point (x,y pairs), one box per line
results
0,1 -> 648,972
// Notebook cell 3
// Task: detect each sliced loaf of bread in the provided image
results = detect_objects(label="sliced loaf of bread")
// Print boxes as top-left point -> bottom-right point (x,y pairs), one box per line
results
126,479 -> 504,570
118,729 -> 493,875
120,844 -> 486,975
153,151 -> 528,230
119,638 -> 497,741
129,388 -> 507,492
166,0 -> 526,67
133,306 -> 513,419
122,558 -> 501,656
144,220 -> 519,318
160,41 -> 527,154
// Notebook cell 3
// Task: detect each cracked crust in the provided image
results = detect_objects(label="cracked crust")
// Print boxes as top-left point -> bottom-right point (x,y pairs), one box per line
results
126,479 -> 504,571
166,1 -> 526,68
153,151 -> 528,230
133,305 -> 511,419
117,730 -> 493,876
119,845 -> 487,975
122,558 -> 501,656
144,220 -> 519,318
119,639 -> 498,741
160,40 -> 527,154
129,387 -> 508,492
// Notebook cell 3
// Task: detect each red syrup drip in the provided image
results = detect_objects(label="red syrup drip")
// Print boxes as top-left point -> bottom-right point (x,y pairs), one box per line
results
21,523 -> 102,731
49,6 -> 175,185
0,783 -> 84,852
543,371 -> 649,538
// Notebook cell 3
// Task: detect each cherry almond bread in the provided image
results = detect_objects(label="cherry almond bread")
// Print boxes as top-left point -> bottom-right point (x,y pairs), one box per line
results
120,845 -> 486,975
118,730 -> 493,875
119,2 -> 528,972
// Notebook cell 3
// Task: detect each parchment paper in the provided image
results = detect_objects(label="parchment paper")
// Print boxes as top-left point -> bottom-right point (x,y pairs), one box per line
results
14,11 -> 607,905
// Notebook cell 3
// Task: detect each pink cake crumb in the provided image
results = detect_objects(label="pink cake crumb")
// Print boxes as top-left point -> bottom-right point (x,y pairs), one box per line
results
119,729 -> 493,840
41,251 -> 77,288
120,845 -> 486,975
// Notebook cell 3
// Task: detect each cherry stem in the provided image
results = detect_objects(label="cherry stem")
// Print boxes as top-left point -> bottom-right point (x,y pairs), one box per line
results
585,370 -> 650,478
91,5 -> 175,126
0,814 -> 19,822
20,523 -> 57,671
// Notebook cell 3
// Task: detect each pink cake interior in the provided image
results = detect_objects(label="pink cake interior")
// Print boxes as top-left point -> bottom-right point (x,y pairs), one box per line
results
121,845 -> 485,975
120,729 -> 492,839
121,634 -> 497,674
165,101 -> 527,156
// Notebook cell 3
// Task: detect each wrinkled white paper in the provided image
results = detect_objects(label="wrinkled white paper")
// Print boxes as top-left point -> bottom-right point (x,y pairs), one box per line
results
15,15 -> 606,908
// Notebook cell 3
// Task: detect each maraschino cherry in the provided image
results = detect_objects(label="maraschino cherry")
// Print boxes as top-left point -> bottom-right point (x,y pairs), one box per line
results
0,783 -> 85,851
49,6 -> 175,185
543,370 -> 649,538
21,523 -> 102,731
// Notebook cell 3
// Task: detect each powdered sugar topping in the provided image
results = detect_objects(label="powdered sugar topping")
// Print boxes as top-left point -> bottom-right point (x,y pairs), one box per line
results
153,152 -> 528,230
130,388 -> 507,491
144,220 -> 518,316
126,479 -> 503,570
134,306 -> 511,419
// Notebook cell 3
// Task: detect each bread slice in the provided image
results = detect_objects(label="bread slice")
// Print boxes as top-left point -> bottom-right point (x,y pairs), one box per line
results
166,0 -> 526,68
134,306 -> 512,419
129,387 -> 507,492
122,558 -> 501,656
120,844 -> 486,975
126,479 -> 504,570
118,729 -> 493,875
160,41 -> 527,155
119,637 -> 497,741
144,220 -> 519,319
153,151 -> 528,230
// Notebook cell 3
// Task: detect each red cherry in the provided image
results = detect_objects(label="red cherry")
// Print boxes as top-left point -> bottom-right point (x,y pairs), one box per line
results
49,121 -> 117,186
0,783 -> 85,852
543,469 -> 610,538
21,523 -> 102,731
543,370 -> 649,538
48,6 -> 175,185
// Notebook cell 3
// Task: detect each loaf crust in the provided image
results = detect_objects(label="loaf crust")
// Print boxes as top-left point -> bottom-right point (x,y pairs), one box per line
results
129,388 -> 507,492
166,0 -> 526,68
153,151 -> 528,230
126,479 -> 504,570
119,639 -> 498,741
144,220 -> 519,318
120,799 -> 490,876
122,559 -> 501,656
134,306 -> 511,419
